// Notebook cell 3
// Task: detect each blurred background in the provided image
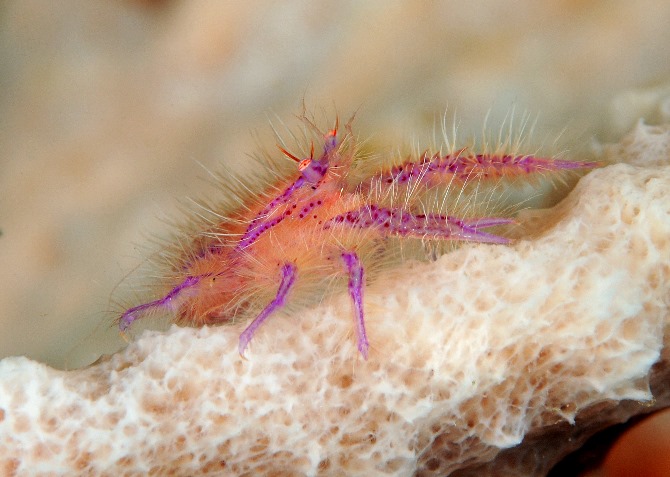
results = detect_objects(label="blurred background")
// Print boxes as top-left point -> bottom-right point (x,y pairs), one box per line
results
1,0 -> 670,370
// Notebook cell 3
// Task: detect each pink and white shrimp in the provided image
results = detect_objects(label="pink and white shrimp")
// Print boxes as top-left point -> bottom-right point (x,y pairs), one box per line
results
118,114 -> 600,359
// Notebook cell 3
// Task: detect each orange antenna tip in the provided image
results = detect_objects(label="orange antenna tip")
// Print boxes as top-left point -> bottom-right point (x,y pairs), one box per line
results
326,116 -> 339,138
277,144 -> 301,163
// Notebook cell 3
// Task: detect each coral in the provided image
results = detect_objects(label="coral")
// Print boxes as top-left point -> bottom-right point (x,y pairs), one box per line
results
0,122 -> 669,476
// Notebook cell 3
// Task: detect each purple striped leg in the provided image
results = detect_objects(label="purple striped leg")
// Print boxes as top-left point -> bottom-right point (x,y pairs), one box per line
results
238,263 -> 297,357
342,251 -> 369,359
119,275 -> 201,334
370,151 -> 602,186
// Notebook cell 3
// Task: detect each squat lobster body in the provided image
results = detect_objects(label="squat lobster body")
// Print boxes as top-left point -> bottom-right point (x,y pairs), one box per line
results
118,115 -> 600,359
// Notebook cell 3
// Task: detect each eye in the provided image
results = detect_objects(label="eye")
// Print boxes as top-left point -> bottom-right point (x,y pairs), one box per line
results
279,142 -> 314,171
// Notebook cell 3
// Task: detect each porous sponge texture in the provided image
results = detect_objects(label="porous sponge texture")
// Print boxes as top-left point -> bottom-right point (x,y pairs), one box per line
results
0,125 -> 669,476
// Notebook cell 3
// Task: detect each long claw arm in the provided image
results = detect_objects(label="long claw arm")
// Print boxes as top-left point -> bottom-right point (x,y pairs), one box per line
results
342,251 -> 369,360
326,205 -> 513,245
238,263 -> 297,357
365,150 -> 601,188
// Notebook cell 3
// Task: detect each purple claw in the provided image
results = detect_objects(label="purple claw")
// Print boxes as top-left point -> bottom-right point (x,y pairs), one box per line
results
238,262 -> 297,357
342,251 -> 369,359
365,151 -> 601,188
325,205 -> 512,245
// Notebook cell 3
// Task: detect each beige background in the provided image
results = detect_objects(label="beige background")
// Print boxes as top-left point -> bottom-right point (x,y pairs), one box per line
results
1,0 -> 669,368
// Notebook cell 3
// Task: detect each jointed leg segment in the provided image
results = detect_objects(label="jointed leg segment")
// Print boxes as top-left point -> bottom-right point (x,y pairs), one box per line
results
369,150 -> 601,186
119,275 -> 201,334
342,251 -> 369,359
238,254 -> 370,360
238,262 -> 297,357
